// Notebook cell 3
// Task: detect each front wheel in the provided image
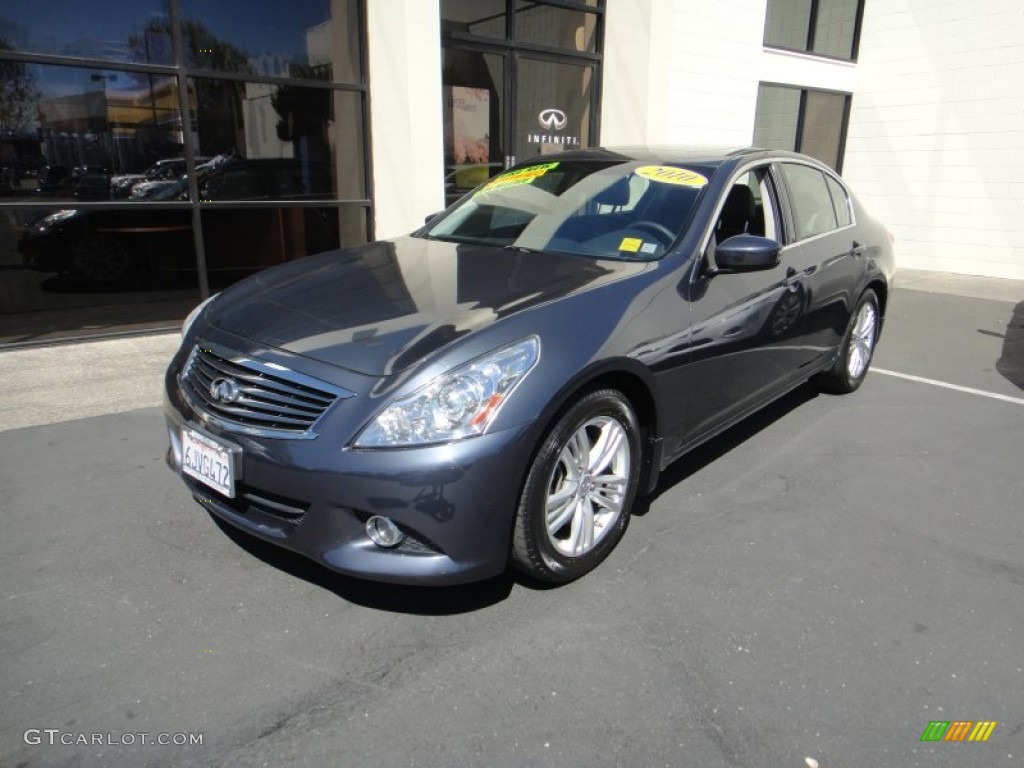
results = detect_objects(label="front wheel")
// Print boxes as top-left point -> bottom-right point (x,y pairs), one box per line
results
816,288 -> 879,394
511,389 -> 641,583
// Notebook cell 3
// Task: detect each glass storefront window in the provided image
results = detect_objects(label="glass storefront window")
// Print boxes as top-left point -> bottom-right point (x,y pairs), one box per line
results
0,63 -> 185,203
515,57 -> 593,162
441,0 -> 507,39
441,49 -> 505,206
178,0 -> 362,83
0,2 -> 369,346
0,1 -> 173,65
201,205 -> 366,288
3,203 -> 201,344
190,78 -> 366,201
514,2 -> 598,53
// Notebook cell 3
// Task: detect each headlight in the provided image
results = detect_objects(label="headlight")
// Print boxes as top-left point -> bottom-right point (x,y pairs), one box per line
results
181,293 -> 218,338
354,337 -> 540,447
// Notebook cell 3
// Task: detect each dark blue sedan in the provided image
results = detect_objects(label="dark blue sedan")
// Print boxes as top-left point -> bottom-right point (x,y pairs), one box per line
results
164,147 -> 895,585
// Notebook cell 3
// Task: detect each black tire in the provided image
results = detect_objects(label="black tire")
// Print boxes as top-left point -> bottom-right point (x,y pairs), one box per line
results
511,389 -> 641,583
816,288 -> 880,394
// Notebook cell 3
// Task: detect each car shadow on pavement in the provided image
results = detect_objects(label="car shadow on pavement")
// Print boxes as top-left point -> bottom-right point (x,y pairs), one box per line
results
637,382 -> 820,514
996,299 -> 1024,390
210,514 -> 516,615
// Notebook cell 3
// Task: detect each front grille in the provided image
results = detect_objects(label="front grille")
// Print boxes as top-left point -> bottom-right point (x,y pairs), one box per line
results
180,343 -> 351,438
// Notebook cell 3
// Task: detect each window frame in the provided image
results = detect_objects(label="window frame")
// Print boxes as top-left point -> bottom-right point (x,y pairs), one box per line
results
774,160 -> 858,245
754,82 -> 853,173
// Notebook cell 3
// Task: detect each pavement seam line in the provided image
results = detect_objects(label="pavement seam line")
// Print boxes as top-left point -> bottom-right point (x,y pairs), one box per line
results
873,368 -> 1024,406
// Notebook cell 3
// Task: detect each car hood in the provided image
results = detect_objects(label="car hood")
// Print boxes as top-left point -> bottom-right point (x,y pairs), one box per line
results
205,236 -> 647,376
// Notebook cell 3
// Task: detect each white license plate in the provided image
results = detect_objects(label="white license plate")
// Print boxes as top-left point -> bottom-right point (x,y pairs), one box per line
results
181,427 -> 236,498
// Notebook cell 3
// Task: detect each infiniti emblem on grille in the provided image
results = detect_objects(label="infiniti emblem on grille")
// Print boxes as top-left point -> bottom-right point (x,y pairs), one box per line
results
210,377 -> 242,404
538,108 -> 567,131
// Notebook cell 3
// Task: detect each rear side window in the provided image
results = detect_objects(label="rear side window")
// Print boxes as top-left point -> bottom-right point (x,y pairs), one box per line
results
825,174 -> 852,228
780,163 -> 838,240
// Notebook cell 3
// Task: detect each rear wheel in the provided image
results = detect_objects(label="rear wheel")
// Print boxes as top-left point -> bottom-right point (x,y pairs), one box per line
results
511,389 -> 641,583
816,288 -> 879,394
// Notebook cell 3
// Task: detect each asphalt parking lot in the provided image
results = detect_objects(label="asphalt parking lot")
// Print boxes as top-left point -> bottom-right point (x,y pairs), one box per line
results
1,273 -> 1022,768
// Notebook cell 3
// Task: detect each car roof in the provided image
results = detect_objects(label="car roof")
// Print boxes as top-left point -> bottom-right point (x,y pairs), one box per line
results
535,145 -> 821,169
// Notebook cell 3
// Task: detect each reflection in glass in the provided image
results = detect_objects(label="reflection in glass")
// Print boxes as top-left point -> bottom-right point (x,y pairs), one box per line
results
0,63 -> 186,202
441,0 -> 507,39
515,58 -> 593,162
190,78 -> 365,201
179,0 -> 362,82
441,49 -> 505,205
0,0 -> 173,64
2,203 -> 200,344
202,205 -> 367,289
514,2 -> 598,52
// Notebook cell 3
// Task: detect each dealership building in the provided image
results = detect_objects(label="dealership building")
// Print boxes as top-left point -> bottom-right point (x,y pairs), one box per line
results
0,0 -> 1020,346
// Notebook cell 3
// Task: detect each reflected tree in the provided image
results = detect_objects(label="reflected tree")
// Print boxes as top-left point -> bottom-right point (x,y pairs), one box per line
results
0,37 -> 38,133
129,20 -> 254,158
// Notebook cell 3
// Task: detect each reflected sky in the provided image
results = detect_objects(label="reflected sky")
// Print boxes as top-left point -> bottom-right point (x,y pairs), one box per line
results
0,0 -> 334,69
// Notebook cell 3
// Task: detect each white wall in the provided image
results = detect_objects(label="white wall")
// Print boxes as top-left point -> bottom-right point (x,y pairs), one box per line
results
842,0 -> 1024,279
601,1 -> 853,147
365,0 -> 445,239
604,0 -> 1024,279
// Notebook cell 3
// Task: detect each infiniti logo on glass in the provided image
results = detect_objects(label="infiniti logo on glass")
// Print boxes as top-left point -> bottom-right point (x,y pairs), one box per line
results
538,108 -> 567,131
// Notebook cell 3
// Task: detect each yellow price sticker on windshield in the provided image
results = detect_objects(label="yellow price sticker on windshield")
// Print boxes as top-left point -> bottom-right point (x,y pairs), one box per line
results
635,166 -> 708,188
480,162 -> 560,193
618,237 -> 643,253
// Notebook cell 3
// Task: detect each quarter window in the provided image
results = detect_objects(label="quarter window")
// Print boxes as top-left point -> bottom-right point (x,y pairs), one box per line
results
825,174 -> 852,228
780,164 -> 838,241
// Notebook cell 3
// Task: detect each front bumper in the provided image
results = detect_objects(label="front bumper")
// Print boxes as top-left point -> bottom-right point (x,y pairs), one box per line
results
163,346 -> 538,586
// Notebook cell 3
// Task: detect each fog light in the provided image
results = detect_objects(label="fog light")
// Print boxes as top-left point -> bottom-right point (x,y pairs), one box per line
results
366,516 -> 404,548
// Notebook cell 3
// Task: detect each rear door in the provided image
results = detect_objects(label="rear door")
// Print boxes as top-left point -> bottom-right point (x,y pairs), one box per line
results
775,161 -> 867,362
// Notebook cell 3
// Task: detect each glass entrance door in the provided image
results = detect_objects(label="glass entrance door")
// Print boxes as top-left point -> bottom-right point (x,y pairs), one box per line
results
441,47 -> 507,206
512,56 -> 595,165
440,0 -> 603,205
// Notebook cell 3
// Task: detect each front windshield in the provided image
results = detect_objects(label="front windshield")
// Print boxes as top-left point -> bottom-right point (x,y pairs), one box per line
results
421,159 -> 711,260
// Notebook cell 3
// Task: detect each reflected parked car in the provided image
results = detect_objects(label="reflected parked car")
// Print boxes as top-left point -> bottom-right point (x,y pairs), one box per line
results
19,158 -> 336,286
110,157 -> 211,199
162,147 -> 895,586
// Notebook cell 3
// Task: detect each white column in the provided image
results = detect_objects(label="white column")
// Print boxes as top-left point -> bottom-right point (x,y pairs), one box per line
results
365,0 -> 446,239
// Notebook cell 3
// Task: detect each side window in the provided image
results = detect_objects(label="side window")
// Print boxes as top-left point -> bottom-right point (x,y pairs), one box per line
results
825,174 -> 852,228
780,163 -> 838,240
714,166 -> 779,243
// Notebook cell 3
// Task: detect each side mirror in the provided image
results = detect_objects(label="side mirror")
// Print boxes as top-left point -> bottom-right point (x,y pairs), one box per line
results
714,234 -> 782,273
